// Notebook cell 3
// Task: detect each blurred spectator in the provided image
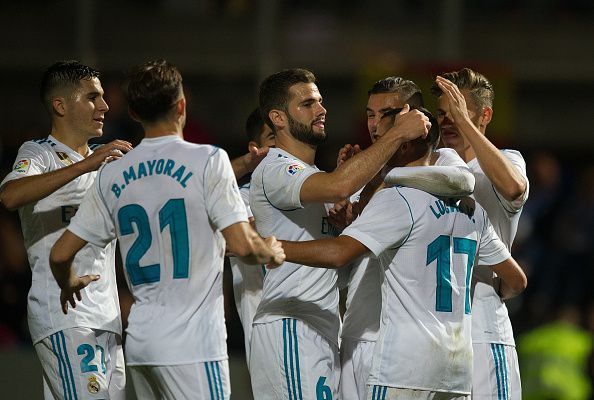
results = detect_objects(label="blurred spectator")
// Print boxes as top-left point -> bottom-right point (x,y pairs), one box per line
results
518,305 -> 593,400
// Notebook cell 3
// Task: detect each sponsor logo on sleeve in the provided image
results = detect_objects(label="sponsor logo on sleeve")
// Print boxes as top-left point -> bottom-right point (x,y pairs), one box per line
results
286,163 -> 305,176
13,159 -> 30,174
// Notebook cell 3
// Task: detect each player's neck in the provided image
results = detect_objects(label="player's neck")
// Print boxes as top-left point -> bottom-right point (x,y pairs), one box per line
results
275,132 -> 316,165
142,120 -> 184,140
50,128 -> 91,156
461,146 -> 476,163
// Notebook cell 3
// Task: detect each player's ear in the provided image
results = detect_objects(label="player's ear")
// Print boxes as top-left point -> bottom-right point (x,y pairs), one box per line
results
175,96 -> 186,117
247,140 -> 259,152
479,107 -> 492,129
269,109 -> 286,130
128,107 -> 141,122
52,97 -> 66,117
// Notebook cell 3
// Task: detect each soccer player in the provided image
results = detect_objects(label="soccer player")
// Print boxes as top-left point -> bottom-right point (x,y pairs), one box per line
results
228,108 -> 275,367
48,59 -> 285,400
432,68 -> 529,400
281,107 -> 527,400
0,60 -> 132,400
340,76 -> 475,400
249,68 -> 431,399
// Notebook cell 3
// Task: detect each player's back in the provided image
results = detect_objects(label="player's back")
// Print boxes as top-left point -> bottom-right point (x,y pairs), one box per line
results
97,135 -> 244,365
346,186 -> 507,394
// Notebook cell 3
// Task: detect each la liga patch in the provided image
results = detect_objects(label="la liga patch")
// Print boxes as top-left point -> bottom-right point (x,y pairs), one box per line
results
286,163 -> 305,176
13,159 -> 30,174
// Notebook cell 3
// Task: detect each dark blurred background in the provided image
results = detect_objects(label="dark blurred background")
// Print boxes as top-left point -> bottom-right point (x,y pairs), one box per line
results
1,0 -> 594,398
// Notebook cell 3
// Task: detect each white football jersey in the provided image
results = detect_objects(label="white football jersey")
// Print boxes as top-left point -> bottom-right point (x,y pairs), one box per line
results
228,182 -> 265,356
469,150 -> 529,345
249,147 -> 339,345
342,186 -> 510,394
67,135 -> 248,365
341,148 -> 470,342
0,135 -> 121,344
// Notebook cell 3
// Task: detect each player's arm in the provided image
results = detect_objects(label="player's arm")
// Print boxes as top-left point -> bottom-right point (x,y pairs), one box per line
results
281,236 -> 369,269
300,105 -> 431,203
231,145 -> 270,180
49,230 -> 100,314
383,165 -> 475,197
488,257 -> 527,300
0,140 -> 132,210
435,76 -> 526,201
222,221 -> 285,267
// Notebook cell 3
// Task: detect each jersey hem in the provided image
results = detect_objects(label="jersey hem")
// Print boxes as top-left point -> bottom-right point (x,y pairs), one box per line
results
126,355 -> 228,366
32,325 -> 122,345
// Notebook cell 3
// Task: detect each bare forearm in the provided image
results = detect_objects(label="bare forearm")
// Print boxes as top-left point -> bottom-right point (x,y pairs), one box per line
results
458,122 -> 526,201
49,253 -> 75,290
337,135 -> 402,196
282,238 -> 351,269
0,163 -> 87,210
231,154 -> 251,180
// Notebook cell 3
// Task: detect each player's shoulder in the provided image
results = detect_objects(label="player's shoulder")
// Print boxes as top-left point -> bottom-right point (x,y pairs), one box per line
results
20,137 -> 56,152
499,148 -> 525,162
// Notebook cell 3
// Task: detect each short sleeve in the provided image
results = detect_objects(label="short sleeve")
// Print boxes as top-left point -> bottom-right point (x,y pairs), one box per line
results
476,212 -> 511,266
342,187 -> 413,257
68,170 -> 116,247
434,148 -> 467,168
260,157 -> 319,210
0,142 -> 49,187
203,148 -> 249,231
494,150 -> 529,213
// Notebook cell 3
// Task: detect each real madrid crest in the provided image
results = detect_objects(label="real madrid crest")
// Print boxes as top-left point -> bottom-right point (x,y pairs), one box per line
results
87,375 -> 100,394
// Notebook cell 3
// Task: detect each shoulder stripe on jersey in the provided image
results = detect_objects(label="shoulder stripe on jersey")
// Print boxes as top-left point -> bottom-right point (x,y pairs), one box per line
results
89,143 -> 103,150
394,187 -> 415,248
202,147 -> 221,196
97,165 -> 110,211
50,333 -> 71,400
261,164 -> 300,212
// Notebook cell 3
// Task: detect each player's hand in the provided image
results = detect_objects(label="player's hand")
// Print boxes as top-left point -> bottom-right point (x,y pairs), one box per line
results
245,145 -> 270,172
264,236 -> 285,269
336,144 -> 361,168
435,76 -> 472,126
328,199 -> 354,231
385,104 -> 431,143
60,274 -> 100,314
80,140 -> 133,172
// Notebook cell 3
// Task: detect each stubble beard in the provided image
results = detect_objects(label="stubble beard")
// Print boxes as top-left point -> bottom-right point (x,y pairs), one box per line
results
288,113 -> 326,146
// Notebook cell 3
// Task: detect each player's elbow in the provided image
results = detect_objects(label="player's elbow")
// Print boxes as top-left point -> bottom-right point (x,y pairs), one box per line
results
326,181 -> 354,203
0,187 -> 20,211
501,180 -> 527,202
49,243 -> 72,268
502,271 -> 528,300
458,170 -> 475,196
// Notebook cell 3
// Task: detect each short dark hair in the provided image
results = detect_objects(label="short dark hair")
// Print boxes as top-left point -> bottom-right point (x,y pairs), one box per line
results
368,76 -> 424,107
245,108 -> 267,144
125,59 -> 183,124
259,68 -> 316,130
40,60 -> 100,113
431,67 -> 494,110
383,106 -> 439,151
